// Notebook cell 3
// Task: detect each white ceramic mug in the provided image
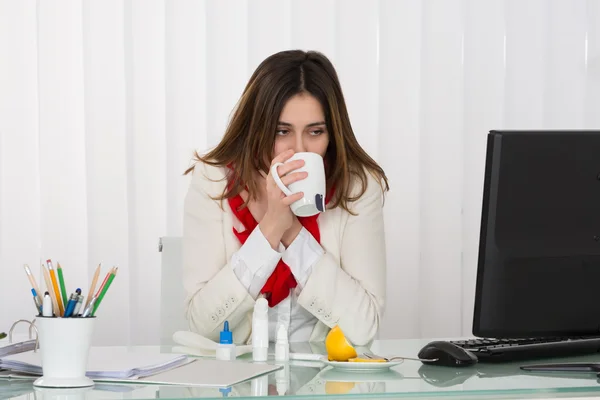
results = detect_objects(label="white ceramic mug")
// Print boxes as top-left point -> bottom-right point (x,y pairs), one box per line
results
270,152 -> 326,217
33,317 -> 95,388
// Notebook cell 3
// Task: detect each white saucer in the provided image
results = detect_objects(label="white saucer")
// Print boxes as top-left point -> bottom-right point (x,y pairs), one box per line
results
33,376 -> 94,388
322,359 -> 403,372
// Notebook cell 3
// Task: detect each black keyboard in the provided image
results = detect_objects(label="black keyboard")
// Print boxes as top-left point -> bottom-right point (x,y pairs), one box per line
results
450,337 -> 600,362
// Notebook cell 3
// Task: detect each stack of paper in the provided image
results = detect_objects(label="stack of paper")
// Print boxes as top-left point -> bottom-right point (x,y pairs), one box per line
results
0,345 -> 284,387
0,346 -> 189,379
0,340 -> 37,358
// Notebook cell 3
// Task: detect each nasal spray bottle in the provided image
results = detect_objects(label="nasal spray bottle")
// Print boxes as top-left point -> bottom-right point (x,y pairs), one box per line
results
252,296 -> 269,362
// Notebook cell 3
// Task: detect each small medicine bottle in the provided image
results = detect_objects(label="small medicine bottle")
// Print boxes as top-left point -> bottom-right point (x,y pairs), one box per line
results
216,321 -> 236,361
275,324 -> 289,362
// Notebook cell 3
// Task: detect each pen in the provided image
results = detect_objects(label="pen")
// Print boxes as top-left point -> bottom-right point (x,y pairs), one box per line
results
92,267 -> 118,316
31,288 -> 43,315
46,260 -> 64,316
57,262 -> 68,310
73,294 -> 84,316
42,291 -> 53,317
64,289 -> 81,317
23,264 -> 42,301
521,362 -> 600,372
42,264 -> 60,317
81,295 -> 97,317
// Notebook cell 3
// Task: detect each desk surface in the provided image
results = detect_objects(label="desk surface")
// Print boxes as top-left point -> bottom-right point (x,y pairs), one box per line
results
3,338 -> 600,400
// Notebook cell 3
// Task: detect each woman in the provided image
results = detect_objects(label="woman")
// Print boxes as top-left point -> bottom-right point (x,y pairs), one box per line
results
183,50 -> 388,346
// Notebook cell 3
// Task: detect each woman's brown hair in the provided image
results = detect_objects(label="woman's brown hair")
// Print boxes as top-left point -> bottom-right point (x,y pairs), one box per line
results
185,50 -> 389,214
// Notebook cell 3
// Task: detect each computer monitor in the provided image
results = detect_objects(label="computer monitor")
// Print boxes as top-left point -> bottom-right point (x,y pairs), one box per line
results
473,130 -> 600,338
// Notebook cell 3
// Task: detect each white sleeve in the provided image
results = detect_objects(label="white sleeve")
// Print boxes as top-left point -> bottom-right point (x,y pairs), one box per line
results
296,174 -> 386,346
282,227 -> 324,290
231,225 -> 285,298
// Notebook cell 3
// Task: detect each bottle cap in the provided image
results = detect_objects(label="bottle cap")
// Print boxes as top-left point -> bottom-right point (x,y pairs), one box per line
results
220,321 -> 233,344
276,324 -> 287,341
254,297 -> 268,314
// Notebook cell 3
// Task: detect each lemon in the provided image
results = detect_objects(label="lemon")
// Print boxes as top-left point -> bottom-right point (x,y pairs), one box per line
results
325,381 -> 355,394
325,325 -> 357,361
348,357 -> 386,363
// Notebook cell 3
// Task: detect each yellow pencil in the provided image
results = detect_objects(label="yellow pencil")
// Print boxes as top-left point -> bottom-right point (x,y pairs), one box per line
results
42,264 -> 60,317
85,263 -> 102,309
46,260 -> 64,316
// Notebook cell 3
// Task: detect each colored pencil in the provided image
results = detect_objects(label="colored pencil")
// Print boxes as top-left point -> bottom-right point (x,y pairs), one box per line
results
42,264 -> 60,317
23,264 -> 42,301
57,262 -> 68,309
92,267 -> 117,316
85,264 -> 101,309
46,260 -> 64,316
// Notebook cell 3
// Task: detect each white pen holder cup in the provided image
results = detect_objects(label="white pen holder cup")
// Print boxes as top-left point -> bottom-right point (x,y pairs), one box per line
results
33,317 -> 96,388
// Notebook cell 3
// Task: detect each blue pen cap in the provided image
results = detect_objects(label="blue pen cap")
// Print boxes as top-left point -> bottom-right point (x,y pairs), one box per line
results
220,321 -> 233,344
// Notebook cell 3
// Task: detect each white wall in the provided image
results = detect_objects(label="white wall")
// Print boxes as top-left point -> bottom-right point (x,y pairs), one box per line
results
0,0 -> 599,345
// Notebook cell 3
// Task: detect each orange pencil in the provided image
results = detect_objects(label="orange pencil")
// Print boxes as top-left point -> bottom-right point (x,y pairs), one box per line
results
46,260 -> 64,316
42,263 -> 60,317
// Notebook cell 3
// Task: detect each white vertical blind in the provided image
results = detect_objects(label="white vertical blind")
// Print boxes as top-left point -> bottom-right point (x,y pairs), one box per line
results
461,0 -> 506,335
0,0 -> 42,340
587,0 -> 600,128
82,0 -> 131,344
418,0 -> 466,337
0,0 -> 598,345
378,0 -> 423,339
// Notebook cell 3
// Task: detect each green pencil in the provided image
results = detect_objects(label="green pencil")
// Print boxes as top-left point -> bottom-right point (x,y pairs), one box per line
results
91,267 -> 118,316
57,262 -> 68,309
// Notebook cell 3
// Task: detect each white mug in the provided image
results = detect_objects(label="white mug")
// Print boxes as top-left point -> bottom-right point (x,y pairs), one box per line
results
270,152 -> 326,217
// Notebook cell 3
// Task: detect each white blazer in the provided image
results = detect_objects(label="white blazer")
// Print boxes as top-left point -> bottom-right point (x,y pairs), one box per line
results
182,161 -> 387,346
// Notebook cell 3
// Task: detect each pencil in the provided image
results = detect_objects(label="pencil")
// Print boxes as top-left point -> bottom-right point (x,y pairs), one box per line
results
85,263 -> 101,309
92,267 -> 118,316
42,264 -> 60,317
23,264 -> 42,300
56,262 -> 68,309
94,267 -> 114,298
46,260 -> 64,316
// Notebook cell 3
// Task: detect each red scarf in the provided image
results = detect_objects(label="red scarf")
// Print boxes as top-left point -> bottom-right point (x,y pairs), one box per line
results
227,193 -> 328,307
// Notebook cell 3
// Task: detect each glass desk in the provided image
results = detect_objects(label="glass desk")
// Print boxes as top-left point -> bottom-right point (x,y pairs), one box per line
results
3,338 -> 600,400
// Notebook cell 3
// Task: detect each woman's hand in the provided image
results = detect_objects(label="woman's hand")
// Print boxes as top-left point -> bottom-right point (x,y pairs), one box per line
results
259,149 -> 307,249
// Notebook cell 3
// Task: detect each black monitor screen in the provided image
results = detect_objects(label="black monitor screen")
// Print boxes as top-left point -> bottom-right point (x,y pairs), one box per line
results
473,130 -> 600,338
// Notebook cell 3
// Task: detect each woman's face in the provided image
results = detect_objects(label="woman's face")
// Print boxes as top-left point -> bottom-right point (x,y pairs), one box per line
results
272,93 -> 330,159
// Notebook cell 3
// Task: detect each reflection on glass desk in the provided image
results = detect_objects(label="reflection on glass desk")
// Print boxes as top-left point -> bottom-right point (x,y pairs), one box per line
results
4,339 -> 600,399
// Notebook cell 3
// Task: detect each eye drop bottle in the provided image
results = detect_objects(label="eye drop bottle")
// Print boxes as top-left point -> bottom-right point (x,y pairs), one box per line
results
216,321 -> 236,361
